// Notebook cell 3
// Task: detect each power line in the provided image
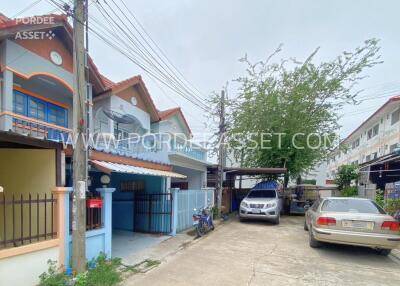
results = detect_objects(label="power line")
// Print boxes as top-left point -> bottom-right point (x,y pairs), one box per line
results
47,0 -> 209,112
88,15 -> 209,111
11,0 -> 43,18
95,0 -> 208,109
118,0 -> 205,101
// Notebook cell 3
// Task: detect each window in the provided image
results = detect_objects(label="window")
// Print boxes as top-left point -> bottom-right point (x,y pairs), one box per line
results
367,124 -> 379,139
321,199 -> 385,214
351,160 -> 358,165
48,105 -> 67,127
28,98 -> 46,121
372,152 -> 378,160
247,190 -> 277,198
311,199 -> 320,211
12,90 -> 67,127
114,123 -> 130,149
352,138 -> 360,149
392,109 -> 400,125
365,154 -> 371,162
13,92 -> 26,115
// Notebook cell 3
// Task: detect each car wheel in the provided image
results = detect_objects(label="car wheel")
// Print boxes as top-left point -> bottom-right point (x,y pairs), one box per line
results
273,215 -> 280,225
304,220 -> 309,231
309,227 -> 322,248
239,217 -> 246,222
377,249 -> 391,256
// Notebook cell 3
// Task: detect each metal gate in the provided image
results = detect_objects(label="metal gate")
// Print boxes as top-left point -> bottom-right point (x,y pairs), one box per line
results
134,193 -> 173,234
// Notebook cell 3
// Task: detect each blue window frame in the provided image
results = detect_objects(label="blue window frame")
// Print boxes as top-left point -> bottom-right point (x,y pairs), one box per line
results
12,90 -> 68,128
13,90 -> 68,141
13,91 -> 27,115
28,97 -> 46,121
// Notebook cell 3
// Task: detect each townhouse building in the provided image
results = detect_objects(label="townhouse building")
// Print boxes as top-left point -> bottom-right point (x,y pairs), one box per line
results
326,96 -> 400,188
0,13 -> 212,285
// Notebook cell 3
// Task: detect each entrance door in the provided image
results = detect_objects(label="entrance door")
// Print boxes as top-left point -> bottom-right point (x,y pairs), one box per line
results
134,193 -> 172,233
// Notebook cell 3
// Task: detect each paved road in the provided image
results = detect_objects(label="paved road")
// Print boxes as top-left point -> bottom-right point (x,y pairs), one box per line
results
123,216 -> 400,286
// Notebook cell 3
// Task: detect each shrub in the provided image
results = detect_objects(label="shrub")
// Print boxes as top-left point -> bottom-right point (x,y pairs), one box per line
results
85,253 -> 122,286
341,186 -> 358,197
38,254 -> 122,286
335,165 -> 359,191
39,260 -> 68,286
375,189 -> 384,209
386,199 -> 400,216
212,206 -> 219,219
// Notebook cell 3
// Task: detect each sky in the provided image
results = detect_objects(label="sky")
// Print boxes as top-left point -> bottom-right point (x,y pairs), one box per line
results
3,0 -> 400,140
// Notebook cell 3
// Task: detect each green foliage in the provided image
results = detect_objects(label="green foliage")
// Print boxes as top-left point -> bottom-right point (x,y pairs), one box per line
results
375,189 -> 384,208
85,253 -> 122,286
39,260 -> 69,286
38,254 -> 123,286
386,199 -> 400,216
341,186 -> 358,197
212,206 -> 219,219
208,39 -> 381,185
303,179 -> 317,185
335,165 -> 359,191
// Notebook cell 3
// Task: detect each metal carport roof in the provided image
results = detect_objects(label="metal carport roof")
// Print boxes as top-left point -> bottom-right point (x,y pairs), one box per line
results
90,160 -> 187,178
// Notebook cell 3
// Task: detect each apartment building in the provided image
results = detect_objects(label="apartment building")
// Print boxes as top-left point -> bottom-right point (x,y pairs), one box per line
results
326,96 -> 400,181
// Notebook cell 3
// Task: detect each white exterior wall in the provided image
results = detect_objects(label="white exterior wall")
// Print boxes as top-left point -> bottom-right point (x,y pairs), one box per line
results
110,96 -> 150,131
326,100 -> 400,180
0,246 -> 59,286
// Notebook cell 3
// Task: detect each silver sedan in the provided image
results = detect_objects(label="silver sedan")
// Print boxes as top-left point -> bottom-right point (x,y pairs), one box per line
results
304,197 -> 400,255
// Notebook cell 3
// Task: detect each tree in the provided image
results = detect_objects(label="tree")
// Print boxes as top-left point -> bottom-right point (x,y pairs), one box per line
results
216,39 -> 381,186
335,164 -> 359,191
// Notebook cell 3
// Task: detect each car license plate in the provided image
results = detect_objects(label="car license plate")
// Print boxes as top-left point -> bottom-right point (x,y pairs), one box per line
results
342,220 -> 374,230
252,209 -> 261,214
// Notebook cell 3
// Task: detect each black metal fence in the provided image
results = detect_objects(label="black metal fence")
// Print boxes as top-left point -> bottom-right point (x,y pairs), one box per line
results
134,193 -> 172,234
0,193 -> 57,249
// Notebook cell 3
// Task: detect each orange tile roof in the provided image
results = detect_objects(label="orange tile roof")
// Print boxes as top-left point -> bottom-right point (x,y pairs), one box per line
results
100,74 -> 160,121
0,13 -> 107,91
100,74 -> 115,89
158,107 -> 192,136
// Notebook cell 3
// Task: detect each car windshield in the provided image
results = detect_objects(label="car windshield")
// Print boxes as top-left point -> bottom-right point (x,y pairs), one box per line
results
321,199 -> 385,214
247,190 -> 276,198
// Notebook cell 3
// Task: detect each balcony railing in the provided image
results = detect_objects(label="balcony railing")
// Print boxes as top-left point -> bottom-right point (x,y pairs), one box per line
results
94,133 -> 170,164
170,142 -> 207,161
0,111 -> 72,142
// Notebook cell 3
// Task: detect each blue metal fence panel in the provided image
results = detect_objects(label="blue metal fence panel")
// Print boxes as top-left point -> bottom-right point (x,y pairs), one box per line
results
176,189 -> 215,232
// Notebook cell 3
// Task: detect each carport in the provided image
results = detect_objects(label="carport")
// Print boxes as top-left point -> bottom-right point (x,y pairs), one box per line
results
207,166 -> 287,212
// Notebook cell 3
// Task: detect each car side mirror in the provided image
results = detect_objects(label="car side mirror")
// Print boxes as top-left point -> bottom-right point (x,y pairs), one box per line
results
304,205 -> 310,211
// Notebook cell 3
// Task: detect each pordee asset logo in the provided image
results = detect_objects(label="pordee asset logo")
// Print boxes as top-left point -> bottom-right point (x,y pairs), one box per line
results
14,16 -> 56,40
15,30 -> 56,40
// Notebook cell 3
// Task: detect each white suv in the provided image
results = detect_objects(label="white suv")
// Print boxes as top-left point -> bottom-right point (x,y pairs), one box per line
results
239,189 -> 281,224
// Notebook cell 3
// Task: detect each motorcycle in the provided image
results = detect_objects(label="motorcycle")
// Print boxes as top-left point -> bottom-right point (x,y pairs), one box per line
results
192,205 -> 214,237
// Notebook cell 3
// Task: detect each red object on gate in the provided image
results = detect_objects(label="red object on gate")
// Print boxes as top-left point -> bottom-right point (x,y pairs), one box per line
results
86,198 -> 103,208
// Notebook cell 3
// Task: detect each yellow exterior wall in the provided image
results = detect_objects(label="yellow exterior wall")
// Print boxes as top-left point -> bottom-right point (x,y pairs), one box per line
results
0,149 -> 56,244
0,148 -> 56,196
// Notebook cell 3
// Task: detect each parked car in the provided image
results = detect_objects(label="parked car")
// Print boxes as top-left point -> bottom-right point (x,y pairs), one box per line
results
239,189 -> 281,224
304,197 -> 400,255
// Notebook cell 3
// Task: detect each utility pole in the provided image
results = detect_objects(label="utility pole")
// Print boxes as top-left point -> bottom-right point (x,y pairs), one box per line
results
72,0 -> 87,273
216,89 -> 226,217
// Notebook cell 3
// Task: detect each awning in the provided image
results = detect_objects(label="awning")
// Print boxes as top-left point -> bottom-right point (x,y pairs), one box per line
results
90,160 -> 187,179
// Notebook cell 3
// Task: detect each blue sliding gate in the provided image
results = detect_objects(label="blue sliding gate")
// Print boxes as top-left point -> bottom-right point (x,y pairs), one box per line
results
134,192 -> 172,234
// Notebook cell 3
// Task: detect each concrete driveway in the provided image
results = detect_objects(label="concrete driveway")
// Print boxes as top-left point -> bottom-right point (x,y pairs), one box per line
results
123,216 -> 400,286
